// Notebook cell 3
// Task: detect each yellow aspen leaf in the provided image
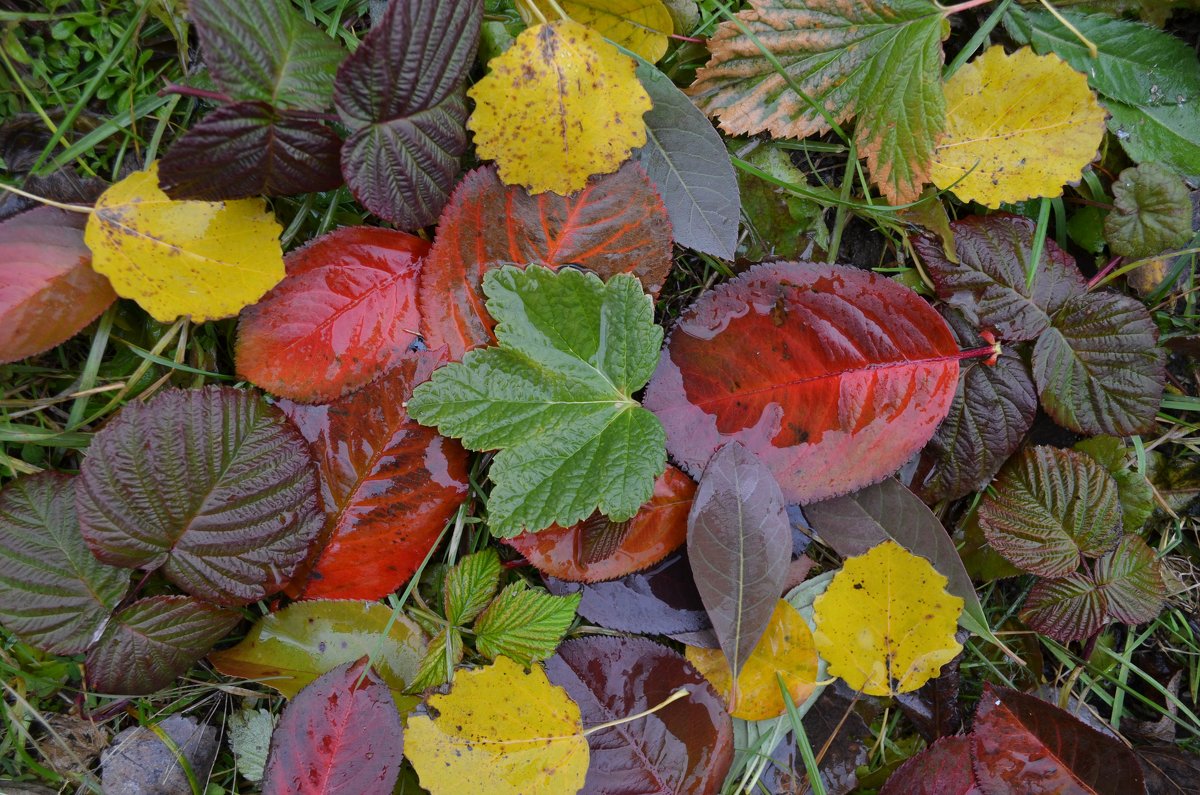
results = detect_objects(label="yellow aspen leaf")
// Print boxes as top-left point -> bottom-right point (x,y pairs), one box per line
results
812,540 -> 963,697
685,598 -> 819,720
405,656 -> 589,795
468,20 -> 651,195
526,0 -> 674,63
930,46 -> 1106,208
84,163 -> 284,323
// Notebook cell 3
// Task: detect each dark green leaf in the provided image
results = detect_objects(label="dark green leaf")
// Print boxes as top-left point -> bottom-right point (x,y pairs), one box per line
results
1104,162 -> 1194,259
1107,101 -> 1200,180
1021,573 -> 1107,643
444,549 -> 501,627
473,581 -> 579,664
1095,535 -> 1167,625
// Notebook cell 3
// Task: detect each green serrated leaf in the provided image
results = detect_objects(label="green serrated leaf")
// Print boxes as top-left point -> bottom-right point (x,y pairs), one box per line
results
410,627 -> 464,692
408,265 -> 666,537
1074,436 -> 1155,533
1094,535 -> 1167,625
228,708 -> 276,783
444,549 -> 502,626
473,581 -> 580,664
1104,163 -> 1194,259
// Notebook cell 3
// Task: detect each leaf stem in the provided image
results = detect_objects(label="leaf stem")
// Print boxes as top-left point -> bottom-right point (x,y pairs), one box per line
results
939,0 -> 995,15
1036,0 -> 1098,57
0,182 -> 93,213
581,688 -> 689,736
1087,256 -> 1123,290
160,83 -> 233,104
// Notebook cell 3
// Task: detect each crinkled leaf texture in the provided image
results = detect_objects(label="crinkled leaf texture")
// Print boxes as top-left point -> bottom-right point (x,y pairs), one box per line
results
1075,436 -> 1155,533
418,163 -> 673,360
261,660 -> 404,795
545,636 -> 733,794
279,356 -> 469,599
1021,573 -> 1109,643
334,0 -> 481,227
0,207 -> 115,364
644,261 -> 959,504
236,226 -> 428,403
1104,162 -> 1194,259
688,0 -> 946,203
0,473 -> 127,655
77,386 -> 323,606
473,581 -> 580,664
408,265 -> 666,537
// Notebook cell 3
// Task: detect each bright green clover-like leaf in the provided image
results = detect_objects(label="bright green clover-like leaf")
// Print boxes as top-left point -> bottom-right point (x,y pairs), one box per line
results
407,265 -> 667,537
444,548 -> 502,626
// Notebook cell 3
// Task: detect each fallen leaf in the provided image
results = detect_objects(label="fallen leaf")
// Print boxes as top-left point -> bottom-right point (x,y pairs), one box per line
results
1137,744 -> 1200,795
879,735 -> 978,795
227,709 -> 275,783
528,0 -> 672,62
1104,162 -> 1194,259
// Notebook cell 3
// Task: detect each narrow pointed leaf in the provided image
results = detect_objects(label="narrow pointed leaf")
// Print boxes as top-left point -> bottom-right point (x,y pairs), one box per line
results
410,628 -> 463,692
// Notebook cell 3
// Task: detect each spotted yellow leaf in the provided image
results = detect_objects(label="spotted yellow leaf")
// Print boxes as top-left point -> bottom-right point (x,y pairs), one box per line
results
685,598 -> 819,720
84,163 -> 283,323
813,540 -> 962,696
526,0 -> 673,63
405,656 -> 589,795
931,46 -> 1106,208
468,20 -> 651,195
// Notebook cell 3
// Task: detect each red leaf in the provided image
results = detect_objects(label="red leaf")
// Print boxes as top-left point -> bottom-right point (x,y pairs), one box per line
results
0,207 -> 115,364
236,226 -> 428,403
881,736 -> 981,795
280,356 -> 470,600
262,659 -> 404,795
972,684 -> 1146,795
644,262 -> 960,504
504,465 -> 695,583
418,162 -> 673,359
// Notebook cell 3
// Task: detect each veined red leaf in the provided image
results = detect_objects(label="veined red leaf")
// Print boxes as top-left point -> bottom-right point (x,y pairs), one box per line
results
279,356 -> 469,600
1021,573 -> 1108,643
1094,535 -> 1167,625
504,465 -> 694,583
0,207 -> 115,364
236,226 -> 428,403
418,163 -> 674,360
262,660 -> 404,795
880,736 -> 980,795
644,262 -> 959,503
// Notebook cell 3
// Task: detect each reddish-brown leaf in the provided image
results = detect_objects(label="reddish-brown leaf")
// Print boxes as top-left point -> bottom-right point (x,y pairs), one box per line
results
881,736 -> 981,795
0,207 -> 115,364
236,226 -> 428,403
418,162 -> 673,360
279,356 -> 469,600
643,262 -> 960,504
504,465 -> 694,583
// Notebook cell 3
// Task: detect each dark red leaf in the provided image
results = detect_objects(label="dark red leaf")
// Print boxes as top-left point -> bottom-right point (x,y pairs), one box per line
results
1094,535 -> 1168,625
880,736 -> 980,795
262,659 -> 404,795
418,163 -> 674,359
278,356 -> 469,600
236,226 -> 428,403
158,102 -> 342,200
543,636 -> 732,795
0,207 -> 115,364
972,684 -> 1146,795
1020,573 -> 1107,643
504,465 -> 694,583
896,650 -> 964,743
643,262 -> 959,504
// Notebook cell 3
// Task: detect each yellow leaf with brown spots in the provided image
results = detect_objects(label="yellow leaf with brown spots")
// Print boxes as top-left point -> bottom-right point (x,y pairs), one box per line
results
931,46 -> 1107,208
526,0 -> 673,63
813,540 -> 962,696
468,20 -> 651,195
84,163 -> 284,323
405,656 -> 589,795
685,598 -> 819,720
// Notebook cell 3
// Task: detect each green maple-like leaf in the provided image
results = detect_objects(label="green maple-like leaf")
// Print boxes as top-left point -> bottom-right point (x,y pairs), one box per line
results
407,265 -> 666,537
687,0 -> 946,203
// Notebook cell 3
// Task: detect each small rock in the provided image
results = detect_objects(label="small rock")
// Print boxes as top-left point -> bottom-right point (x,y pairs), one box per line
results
100,715 -> 218,795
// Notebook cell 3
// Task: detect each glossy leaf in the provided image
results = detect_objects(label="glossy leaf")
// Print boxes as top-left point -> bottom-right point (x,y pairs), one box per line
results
473,582 -> 580,664
444,548 -> 502,626
1105,163 -> 1194,259
1074,436 -> 1155,533
930,46 -> 1106,207
545,636 -> 734,795
405,656 -> 590,795
278,356 -> 469,599
505,465 -> 695,583
84,165 -> 284,323
1095,535 -> 1167,625
86,596 -> 239,695
632,58 -> 739,260
685,599 -> 818,720
880,735 -> 979,795
208,600 -> 426,711
261,660 -> 404,795
688,442 -> 790,680
158,102 -> 342,200
77,386 -> 321,606
528,0 -> 672,62
0,473 -> 127,654
1104,101 -> 1200,181
468,20 -> 651,195
334,0 -> 481,228
1021,573 -> 1108,642
644,262 -> 959,504
408,266 -> 665,536
236,226 -> 428,403
813,541 -> 963,696
418,163 -> 674,360
0,207 -> 115,364
972,684 -> 1146,795
688,0 -> 945,203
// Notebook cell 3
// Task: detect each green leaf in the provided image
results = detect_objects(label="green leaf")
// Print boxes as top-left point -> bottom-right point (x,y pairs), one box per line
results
737,146 -> 829,260
228,708 -> 276,784
1073,436 -> 1155,533
1020,573 -> 1107,643
410,627 -> 464,692
191,0 -> 345,110
1104,163 -> 1194,259
407,265 -> 667,537
444,549 -> 502,626
1106,101 -> 1200,180
1094,535 -> 1167,625
473,581 -> 580,664
688,0 -> 946,203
